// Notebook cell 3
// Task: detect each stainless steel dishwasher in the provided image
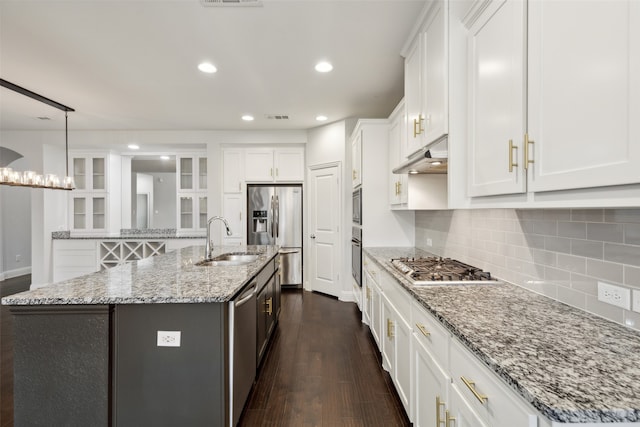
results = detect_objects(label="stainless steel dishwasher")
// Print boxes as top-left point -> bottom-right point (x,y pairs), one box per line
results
230,281 -> 257,426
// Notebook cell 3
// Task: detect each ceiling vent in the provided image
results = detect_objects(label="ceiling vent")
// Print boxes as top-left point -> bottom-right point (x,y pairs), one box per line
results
200,0 -> 263,7
265,114 -> 289,120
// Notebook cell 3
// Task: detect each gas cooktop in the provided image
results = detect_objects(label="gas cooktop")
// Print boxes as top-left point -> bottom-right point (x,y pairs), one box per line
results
390,256 -> 498,285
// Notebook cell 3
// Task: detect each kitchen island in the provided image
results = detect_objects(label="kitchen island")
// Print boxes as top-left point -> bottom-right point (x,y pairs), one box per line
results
1,245 -> 280,427
364,247 -> 640,426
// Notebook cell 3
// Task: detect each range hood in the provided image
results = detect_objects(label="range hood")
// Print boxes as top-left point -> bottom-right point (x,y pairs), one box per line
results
393,134 -> 448,174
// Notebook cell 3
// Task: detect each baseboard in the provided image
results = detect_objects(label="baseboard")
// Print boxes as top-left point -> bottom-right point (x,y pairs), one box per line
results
339,289 -> 355,303
1,266 -> 32,281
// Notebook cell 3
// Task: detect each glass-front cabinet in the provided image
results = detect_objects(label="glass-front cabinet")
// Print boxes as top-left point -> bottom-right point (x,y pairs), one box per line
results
176,153 -> 207,232
68,152 -> 121,235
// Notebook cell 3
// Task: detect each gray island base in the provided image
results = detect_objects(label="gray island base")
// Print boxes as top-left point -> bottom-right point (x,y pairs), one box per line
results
2,245 -> 281,427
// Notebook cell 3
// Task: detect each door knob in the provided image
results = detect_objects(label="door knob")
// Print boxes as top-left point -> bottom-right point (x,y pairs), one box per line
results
310,234 -> 316,239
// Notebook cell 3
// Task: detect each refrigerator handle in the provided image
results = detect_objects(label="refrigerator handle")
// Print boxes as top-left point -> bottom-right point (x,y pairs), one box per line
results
270,195 -> 275,239
273,194 -> 280,239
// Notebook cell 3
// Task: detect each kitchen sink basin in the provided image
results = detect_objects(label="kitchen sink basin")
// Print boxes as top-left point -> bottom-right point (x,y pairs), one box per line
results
195,252 -> 259,267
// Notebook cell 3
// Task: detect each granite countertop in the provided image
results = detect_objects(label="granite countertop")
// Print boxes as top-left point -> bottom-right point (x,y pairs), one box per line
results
52,230 -> 206,240
364,247 -> 640,424
2,245 -> 278,305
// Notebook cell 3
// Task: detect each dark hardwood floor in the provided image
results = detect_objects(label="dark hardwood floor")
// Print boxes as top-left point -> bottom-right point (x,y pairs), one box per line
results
0,274 -> 31,427
0,282 -> 409,427
239,289 -> 410,427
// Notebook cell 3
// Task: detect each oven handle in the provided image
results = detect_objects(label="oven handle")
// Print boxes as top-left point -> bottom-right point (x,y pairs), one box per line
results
351,238 -> 361,246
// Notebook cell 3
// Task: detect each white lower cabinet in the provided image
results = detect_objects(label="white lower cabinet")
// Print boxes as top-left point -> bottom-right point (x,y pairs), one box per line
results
362,259 -> 547,427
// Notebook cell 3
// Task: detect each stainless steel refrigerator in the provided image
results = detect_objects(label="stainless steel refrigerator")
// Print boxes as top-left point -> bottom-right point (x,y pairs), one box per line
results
247,184 -> 302,287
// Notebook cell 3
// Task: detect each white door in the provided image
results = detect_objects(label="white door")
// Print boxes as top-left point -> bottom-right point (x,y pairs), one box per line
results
308,165 -> 341,297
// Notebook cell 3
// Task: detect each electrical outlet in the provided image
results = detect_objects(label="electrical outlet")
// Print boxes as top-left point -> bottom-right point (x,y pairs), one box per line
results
157,331 -> 181,347
633,290 -> 640,314
15,254 -> 21,263
597,281 -> 631,310
426,238 -> 433,247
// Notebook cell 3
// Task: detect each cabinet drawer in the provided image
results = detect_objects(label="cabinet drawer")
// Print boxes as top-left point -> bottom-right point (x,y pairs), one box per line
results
450,337 -> 537,427
363,254 -> 380,284
378,269 -> 411,322
411,300 -> 449,371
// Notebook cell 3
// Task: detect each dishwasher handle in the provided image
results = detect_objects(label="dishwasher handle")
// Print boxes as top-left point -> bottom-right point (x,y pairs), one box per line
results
235,282 -> 257,307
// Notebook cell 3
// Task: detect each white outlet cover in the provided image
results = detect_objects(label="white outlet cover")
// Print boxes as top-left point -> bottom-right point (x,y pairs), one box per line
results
157,330 -> 181,347
597,281 -> 631,310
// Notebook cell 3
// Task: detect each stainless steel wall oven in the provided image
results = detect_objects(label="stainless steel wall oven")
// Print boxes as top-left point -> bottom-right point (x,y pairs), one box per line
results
351,226 -> 362,287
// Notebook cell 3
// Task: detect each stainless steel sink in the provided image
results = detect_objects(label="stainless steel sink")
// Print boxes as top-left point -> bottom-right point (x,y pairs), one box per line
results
195,252 -> 259,267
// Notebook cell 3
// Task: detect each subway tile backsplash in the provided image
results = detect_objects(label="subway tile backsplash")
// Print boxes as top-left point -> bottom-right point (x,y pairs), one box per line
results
415,209 -> 640,331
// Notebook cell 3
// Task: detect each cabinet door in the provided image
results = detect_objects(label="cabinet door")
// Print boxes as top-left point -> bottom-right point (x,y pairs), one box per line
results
389,115 -> 403,206
197,196 -> 207,230
92,157 -> 106,190
178,195 -> 196,230
467,0 -> 527,197
370,282 -> 382,348
274,149 -> 304,182
73,158 -> 87,190
393,312 -> 412,415
245,149 -> 274,182
413,336 -> 451,427
528,0 -> 640,192
422,0 -> 448,145
381,296 -> 396,374
351,132 -> 362,188
223,193 -> 244,239
405,37 -> 424,156
197,157 -> 207,191
178,157 -> 194,190
223,150 -> 244,193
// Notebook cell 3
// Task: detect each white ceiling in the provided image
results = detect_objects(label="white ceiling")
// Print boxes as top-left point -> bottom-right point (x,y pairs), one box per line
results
0,0 -> 424,133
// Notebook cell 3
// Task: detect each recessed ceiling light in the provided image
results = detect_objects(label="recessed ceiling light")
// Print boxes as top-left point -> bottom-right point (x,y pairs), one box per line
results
128,144 -> 140,150
198,62 -> 217,73
315,61 -> 333,73
316,115 -> 328,121
242,115 -> 254,121
160,155 -> 170,160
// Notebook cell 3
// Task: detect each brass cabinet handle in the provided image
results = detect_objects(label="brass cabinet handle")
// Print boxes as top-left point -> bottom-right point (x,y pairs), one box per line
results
460,376 -> 488,403
416,323 -> 431,338
270,168 -> 273,177
446,410 -> 456,427
398,181 -> 401,195
352,170 -> 357,180
265,297 -> 273,315
436,396 -> 446,427
524,133 -> 535,170
387,318 -> 394,338
419,114 -> 425,133
508,139 -> 518,172
413,118 -> 420,138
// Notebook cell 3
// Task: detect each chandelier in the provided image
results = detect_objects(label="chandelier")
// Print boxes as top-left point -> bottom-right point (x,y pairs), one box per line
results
0,79 -> 75,190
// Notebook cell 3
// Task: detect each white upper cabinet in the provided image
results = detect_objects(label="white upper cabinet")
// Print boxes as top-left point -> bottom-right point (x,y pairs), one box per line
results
245,148 -> 304,182
351,131 -> 362,188
389,101 -> 408,206
467,0 -> 640,200
69,151 -> 121,235
467,0 -> 527,198
222,149 -> 244,193
527,0 -> 640,192
177,154 -> 207,192
405,0 -> 449,157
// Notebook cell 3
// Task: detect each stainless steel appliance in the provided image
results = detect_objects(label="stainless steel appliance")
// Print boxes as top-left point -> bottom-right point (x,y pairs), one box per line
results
352,188 -> 362,225
390,257 -> 498,285
352,226 -> 362,287
247,185 -> 302,287
230,281 -> 257,426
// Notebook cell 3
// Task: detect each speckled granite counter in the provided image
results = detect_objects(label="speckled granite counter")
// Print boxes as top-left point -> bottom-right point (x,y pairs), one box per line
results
364,247 -> 640,424
52,230 -> 206,239
2,245 -> 278,305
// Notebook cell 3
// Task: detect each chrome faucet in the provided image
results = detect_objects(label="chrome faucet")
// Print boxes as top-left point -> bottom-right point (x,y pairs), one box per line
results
206,216 -> 233,260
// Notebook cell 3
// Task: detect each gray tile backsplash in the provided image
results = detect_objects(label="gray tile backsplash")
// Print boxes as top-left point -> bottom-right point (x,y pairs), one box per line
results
415,209 -> 640,331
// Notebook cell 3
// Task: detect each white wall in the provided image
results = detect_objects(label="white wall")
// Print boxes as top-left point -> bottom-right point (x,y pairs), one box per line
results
305,120 -> 354,301
0,157 -> 32,279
